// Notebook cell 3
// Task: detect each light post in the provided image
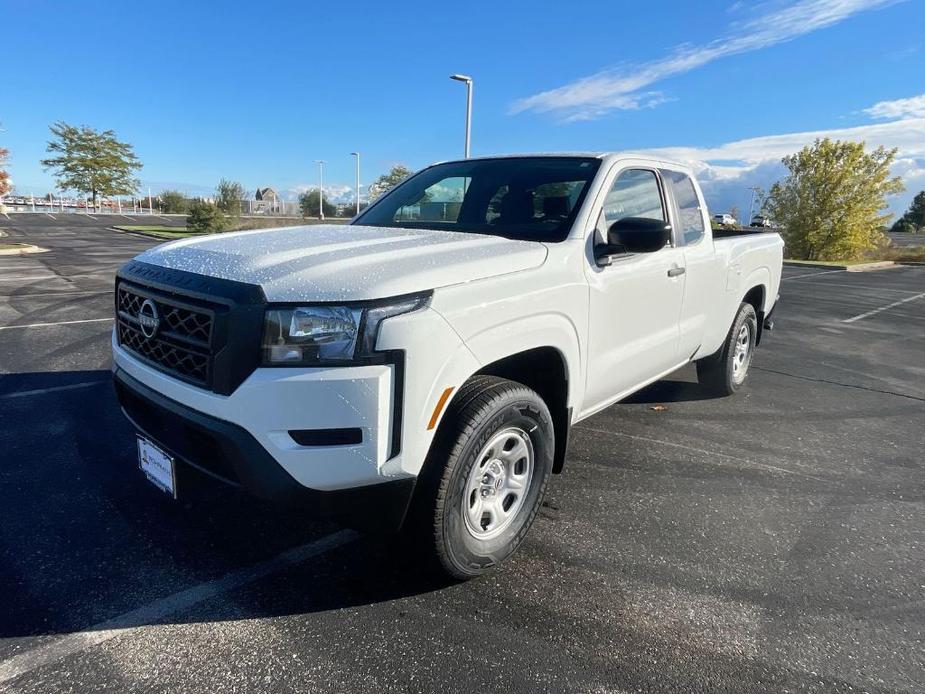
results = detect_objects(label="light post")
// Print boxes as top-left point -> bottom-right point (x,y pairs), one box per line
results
746,186 -> 762,226
350,152 -> 361,216
314,160 -> 326,220
449,74 -> 473,158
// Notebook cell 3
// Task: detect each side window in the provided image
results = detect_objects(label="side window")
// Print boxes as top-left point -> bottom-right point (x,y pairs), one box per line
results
394,177 -> 465,223
601,169 -> 665,226
665,171 -> 705,245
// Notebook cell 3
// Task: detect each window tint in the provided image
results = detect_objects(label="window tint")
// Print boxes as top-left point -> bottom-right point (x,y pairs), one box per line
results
664,170 -> 705,245
358,157 -> 601,242
602,169 -> 664,224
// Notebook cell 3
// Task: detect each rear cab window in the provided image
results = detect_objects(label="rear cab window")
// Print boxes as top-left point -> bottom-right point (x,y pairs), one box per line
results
663,170 -> 706,245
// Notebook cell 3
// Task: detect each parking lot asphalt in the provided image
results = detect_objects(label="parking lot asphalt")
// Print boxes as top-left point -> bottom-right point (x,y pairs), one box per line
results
1,217 -> 923,693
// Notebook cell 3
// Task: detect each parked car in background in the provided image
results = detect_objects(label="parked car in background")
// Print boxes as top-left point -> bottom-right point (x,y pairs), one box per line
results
112,153 -> 783,579
750,215 -> 773,228
713,213 -> 738,227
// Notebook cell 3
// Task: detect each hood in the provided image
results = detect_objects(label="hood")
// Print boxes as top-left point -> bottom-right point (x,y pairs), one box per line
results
134,224 -> 548,302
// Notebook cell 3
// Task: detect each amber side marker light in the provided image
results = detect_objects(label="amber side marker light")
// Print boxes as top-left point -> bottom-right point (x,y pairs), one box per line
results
427,387 -> 455,430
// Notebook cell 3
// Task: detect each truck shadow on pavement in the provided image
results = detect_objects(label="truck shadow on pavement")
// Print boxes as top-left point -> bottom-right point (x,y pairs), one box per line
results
0,370 -> 454,641
622,372 -> 721,404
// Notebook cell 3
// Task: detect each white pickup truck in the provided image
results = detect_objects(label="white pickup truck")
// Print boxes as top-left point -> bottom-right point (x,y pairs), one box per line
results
113,153 -> 782,578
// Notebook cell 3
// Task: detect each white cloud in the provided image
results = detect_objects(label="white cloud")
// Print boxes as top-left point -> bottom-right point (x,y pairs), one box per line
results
864,93 -> 925,120
648,113 -> 925,217
287,183 -> 360,204
511,0 -> 903,121
648,116 -> 925,163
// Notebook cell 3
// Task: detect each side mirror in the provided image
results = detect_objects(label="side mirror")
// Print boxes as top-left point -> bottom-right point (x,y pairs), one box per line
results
605,217 -> 672,254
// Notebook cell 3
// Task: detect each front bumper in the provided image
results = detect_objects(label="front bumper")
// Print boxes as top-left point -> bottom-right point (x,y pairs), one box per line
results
114,368 -> 416,532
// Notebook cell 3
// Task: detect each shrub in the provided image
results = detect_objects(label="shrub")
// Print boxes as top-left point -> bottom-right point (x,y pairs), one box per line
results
160,190 -> 189,214
186,200 -> 227,234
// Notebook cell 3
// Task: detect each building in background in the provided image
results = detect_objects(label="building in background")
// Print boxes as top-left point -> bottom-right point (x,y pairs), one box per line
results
254,187 -> 280,214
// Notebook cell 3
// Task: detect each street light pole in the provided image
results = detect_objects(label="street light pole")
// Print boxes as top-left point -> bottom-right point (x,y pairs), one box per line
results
450,74 -> 473,158
746,186 -> 762,226
314,160 -> 326,220
350,152 -> 360,216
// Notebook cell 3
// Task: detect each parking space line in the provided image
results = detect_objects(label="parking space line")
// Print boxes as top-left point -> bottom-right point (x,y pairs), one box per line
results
0,318 -> 113,330
0,380 -> 109,399
1,290 -> 111,298
781,269 -> 846,281
782,280 -> 921,294
0,277 -> 54,281
0,529 -> 357,685
0,273 -> 113,282
842,292 -> 925,323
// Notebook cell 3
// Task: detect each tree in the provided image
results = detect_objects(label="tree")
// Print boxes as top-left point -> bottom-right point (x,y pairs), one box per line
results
729,204 -> 741,225
753,188 -> 770,217
299,189 -> 336,218
891,190 -> 925,233
368,164 -> 413,202
215,179 -> 244,216
766,138 -> 904,261
0,147 -> 10,197
186,200 -> 227,233
159,189 -> 189,214
41,122 -> 141,204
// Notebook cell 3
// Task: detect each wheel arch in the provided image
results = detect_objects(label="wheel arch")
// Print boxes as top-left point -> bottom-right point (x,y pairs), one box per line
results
741,283 -> 767,344
425,345 -> 573,477
473,347 -> 571,474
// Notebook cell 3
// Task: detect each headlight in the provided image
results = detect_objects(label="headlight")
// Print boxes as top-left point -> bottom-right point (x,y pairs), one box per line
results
262,294 -> 429,365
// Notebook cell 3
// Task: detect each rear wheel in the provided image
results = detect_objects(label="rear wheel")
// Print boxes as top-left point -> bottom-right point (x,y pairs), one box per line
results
697,302 -> 758,396
410,376 -> 554,580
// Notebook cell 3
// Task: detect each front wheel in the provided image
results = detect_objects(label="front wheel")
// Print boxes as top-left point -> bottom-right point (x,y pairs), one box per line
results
410,376 -> 554,580
697,302 -> 758,396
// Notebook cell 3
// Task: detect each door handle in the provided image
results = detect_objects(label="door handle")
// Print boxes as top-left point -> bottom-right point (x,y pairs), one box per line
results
667,266 -> 686,277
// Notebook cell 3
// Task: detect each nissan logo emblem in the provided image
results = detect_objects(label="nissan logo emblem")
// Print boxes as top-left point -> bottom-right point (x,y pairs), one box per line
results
137,299 -> 160,339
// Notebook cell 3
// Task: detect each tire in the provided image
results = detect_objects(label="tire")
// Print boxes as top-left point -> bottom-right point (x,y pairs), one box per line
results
410,376 -> 555,580
696,302 -> 758,396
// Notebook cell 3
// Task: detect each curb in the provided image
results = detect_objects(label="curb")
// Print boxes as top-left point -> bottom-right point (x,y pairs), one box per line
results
845,261 -> 897,272
783,260 -> 896,272
109,226 -> 164,240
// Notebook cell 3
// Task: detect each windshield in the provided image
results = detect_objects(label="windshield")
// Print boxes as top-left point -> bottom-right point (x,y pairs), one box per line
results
354,157 -> 602,242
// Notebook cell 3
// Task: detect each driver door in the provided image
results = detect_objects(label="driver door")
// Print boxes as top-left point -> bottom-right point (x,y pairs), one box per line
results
582,167 -> 686,412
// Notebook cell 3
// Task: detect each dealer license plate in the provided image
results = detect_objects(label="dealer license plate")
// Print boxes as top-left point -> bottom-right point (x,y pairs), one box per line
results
137,437 -> 176,498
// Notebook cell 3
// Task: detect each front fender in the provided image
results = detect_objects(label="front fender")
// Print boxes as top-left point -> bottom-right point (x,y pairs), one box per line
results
459,312 -> 581,416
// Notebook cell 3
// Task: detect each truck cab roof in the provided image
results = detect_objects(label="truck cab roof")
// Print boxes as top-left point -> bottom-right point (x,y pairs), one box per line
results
431,152 -> 693,173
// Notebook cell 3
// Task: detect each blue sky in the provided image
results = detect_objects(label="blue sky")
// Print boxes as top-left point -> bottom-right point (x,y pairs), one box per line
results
2,0 -> 923,216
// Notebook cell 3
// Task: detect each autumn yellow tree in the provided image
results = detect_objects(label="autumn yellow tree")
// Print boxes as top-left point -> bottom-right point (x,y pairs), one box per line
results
767,138 -> 904,260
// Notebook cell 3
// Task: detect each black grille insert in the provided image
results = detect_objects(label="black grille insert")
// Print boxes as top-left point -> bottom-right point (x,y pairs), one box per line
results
116,283 -> 215,388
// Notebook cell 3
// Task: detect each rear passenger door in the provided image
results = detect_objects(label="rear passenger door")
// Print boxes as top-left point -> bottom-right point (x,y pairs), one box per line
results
662,169 -> 720,359
583,167 -> 686,412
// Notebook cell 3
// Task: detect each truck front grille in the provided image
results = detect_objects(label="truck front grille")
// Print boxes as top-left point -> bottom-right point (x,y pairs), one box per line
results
116,284 -> 214,388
